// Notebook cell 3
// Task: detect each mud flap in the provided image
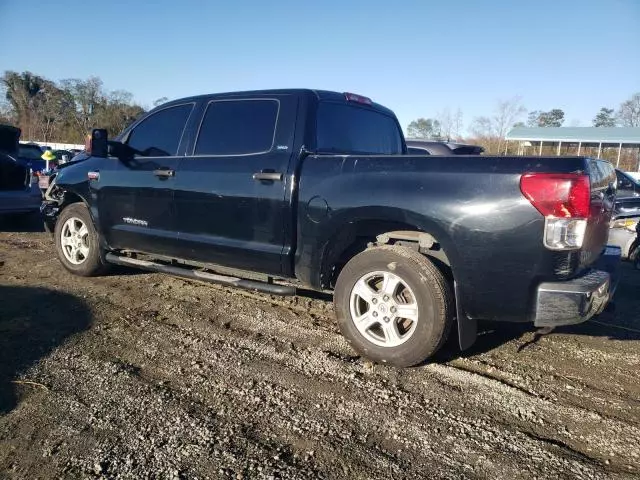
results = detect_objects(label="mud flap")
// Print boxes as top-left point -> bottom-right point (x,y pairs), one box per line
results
455,281 -> 477,350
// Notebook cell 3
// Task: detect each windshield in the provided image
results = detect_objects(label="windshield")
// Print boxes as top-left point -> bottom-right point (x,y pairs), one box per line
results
18,145 -> 43,160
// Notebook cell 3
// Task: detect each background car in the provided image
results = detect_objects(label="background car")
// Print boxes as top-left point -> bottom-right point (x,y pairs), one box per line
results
608,197 -> 640,261
615,169 -> 640,198
0,126 -> 43,219
406,139 -> 485,155
37,151 -> 90,193
17,142 -> 45,172
53,149 -> 75,165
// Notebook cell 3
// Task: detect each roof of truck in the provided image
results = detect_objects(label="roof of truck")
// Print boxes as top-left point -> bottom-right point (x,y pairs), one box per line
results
157,89 -> 396,117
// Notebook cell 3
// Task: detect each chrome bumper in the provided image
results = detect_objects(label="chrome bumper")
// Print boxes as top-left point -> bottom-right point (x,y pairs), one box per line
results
534,246 -> 620,327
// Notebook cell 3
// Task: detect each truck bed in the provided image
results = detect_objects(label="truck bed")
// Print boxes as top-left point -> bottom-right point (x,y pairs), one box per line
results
296,154 -> 615,323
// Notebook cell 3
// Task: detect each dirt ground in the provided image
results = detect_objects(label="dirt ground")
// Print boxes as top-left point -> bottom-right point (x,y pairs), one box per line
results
0,220 -> 639,480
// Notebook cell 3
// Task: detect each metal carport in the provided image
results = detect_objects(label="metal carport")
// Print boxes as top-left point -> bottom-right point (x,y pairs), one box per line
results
505,127 -> 640,168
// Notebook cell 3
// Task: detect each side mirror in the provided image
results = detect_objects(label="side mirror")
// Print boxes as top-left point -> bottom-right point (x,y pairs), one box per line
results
86,129 -> 109,157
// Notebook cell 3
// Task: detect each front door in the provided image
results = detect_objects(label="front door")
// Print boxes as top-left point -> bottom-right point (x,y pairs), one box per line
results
173,95 -> 298,276
98,102 -> 195,256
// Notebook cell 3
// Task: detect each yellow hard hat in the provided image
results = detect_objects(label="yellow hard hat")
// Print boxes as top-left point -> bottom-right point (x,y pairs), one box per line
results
41,150 -> 56,161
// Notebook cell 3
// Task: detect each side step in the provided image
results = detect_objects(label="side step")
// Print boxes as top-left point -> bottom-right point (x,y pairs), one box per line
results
105,253 -> 296,296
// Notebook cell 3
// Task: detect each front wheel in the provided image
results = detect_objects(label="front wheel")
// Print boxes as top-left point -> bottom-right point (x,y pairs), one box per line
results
334,245 -> 453,367
54,203 -> 108,277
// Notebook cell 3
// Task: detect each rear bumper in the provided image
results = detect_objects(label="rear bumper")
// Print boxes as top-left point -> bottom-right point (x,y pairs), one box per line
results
534,245 -> 621,327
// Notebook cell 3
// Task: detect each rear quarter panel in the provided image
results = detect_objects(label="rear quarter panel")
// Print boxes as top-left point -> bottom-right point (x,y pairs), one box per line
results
297,154 -> 594,322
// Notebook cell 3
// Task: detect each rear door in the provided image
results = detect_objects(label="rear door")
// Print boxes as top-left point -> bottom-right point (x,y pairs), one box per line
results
172,95 -> 298,275
98,102 -> 194,256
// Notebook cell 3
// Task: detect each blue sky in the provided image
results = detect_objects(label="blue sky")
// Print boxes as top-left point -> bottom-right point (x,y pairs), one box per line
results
1,0 -> 638,133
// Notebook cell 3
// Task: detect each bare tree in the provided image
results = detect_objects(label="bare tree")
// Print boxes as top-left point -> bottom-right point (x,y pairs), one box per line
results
436,108 -> 453,139
470,97 -> 526,153
406,118 -> 441,139
493,97 -> 526,152
452,108 -> 463,140
435,108 -> 464,140
60,76 -> 104,138
617,92 -> 640,127
33,86 -> 67,142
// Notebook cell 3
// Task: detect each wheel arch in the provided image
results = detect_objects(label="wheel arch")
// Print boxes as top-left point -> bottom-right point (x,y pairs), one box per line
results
316,214 -> 460,291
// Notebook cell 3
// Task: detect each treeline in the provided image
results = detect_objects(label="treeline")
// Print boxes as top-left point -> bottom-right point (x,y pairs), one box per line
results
407,91 -> 640,160
0,71 -> 147,144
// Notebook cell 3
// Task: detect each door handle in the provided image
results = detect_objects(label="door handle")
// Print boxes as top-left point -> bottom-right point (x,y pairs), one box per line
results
153,168 -> 175,178
252,171 -> 283,182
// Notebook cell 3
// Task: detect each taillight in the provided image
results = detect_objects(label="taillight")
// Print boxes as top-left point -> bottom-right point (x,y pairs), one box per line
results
520,173 -> 591,251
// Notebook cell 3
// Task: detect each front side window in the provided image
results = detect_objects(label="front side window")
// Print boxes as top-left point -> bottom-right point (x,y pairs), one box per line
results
195,99 -> 279,155
317,102 -> 403,155
127,103 -> 193,156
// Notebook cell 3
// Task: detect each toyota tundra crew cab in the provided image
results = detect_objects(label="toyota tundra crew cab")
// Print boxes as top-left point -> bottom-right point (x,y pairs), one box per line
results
41,89 -> 620,367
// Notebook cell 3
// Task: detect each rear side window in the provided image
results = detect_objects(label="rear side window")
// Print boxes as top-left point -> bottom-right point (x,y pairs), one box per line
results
316,103 -> 403,155
127,103 -> 193,156
195,99 -> 279,155
592,160 -> 615,189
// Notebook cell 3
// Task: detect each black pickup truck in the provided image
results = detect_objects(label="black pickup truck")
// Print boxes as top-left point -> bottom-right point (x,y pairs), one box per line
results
41,89 -> 620,366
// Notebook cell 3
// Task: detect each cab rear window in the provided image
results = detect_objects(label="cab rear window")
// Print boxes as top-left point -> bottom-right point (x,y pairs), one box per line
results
316,103 -> 403,155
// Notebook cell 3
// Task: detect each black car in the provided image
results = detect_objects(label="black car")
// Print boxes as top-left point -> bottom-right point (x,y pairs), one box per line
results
406,139 -> 484,155
615,169 -> 640,198
53,149 -> 75,164
17,143 -> 45,172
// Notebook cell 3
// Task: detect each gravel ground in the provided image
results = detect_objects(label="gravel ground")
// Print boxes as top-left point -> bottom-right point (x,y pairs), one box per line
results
0,220 -> 639,479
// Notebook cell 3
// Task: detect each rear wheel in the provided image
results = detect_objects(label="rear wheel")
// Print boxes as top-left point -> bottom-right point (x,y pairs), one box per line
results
54,203 -> 108,276
334,245 -> 453,367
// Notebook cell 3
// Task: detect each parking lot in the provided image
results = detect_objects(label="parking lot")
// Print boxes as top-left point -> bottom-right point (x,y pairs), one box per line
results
0,221 -> 639,479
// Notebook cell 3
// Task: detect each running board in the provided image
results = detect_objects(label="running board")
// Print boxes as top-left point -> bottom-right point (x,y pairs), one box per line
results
105,253 -> 296,296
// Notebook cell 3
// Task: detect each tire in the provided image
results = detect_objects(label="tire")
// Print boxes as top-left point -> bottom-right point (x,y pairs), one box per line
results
54,202 -> 108,277
334,245 -> 453,367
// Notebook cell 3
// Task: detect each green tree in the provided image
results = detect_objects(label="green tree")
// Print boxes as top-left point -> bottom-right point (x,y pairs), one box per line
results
537,109 -> 565,127
527,109 -> 565,127
32,83 -> 69,141
527,111 -> 540,127
406,118 -> 441,139
592,107 -> 616,127
617,92 -> 640,127
1,70 -> 48,138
